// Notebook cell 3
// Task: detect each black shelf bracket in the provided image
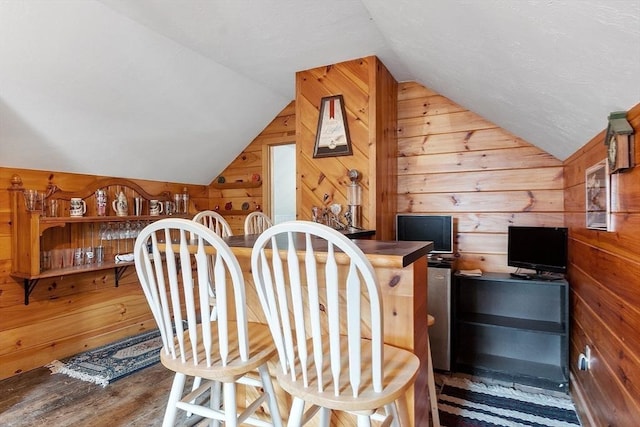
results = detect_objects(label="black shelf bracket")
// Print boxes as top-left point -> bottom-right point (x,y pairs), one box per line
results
23,278 -> 39,305
114,265 -> 129,287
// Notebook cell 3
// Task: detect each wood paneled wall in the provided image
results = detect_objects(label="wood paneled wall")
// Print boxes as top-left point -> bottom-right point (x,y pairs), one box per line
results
0,168 -> 208,380
209,101 -> 296,234
296,56 -> 398,240
396,82 -> 565,271
564,103 -> 640,426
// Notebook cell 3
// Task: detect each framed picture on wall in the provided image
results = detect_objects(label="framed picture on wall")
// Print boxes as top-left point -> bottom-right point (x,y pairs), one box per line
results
585,160 -> 611,231
313,95 -> 353,158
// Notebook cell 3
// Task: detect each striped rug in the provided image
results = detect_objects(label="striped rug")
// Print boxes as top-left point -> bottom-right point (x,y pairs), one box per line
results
438,377 -> 581,427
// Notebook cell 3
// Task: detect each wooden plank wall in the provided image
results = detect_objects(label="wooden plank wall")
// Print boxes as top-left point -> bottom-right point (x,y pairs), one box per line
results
0,167 -> 208,380
209,101 -> 296,234
396,82 -> 565,271
564,103 -> 640,426
296,57 -> 373,229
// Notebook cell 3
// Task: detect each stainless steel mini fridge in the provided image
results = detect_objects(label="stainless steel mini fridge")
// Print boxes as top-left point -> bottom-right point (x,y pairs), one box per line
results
427,264 -> 452,371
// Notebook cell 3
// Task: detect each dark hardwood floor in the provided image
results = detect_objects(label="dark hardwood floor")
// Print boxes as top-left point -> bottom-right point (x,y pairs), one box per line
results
0,363 -> 208,426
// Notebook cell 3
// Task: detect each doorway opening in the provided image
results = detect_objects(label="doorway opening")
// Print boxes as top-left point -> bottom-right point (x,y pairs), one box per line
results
268,143 -> 296,224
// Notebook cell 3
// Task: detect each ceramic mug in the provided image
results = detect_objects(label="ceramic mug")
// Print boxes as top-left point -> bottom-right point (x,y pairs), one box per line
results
149,199 -> 163,216
70,198 -> 87,217
112,192 -> 128,217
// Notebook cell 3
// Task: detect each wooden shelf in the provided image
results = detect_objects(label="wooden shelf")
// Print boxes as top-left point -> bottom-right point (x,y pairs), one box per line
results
37,214 -> 190,234
458,312 -> 566,335
40,214 -> 190,225
12,259 -> 133,281
455,353 -> 568,390
8,174 -> 194,305
212,181 -> 261,189
14,260 -> 134,305
218,210 -> 256,215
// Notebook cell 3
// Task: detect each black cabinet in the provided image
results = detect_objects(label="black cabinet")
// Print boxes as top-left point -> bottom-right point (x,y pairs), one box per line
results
453,272 -> 569,391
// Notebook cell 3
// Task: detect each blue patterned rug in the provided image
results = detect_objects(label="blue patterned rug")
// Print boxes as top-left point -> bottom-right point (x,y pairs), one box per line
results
47,329 -> 162,387
438,377 -> 581,427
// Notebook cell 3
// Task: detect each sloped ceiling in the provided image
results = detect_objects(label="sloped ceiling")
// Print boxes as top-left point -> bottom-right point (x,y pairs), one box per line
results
1,0 -> 638,185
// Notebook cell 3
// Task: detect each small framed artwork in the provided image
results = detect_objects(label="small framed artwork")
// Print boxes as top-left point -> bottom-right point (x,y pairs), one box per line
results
313,95 -> 353,158
585,160 -> 611,231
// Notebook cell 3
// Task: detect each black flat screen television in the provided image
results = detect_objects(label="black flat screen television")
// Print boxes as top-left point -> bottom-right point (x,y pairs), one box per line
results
507,226 -> 568,276
396,214 -> 453,254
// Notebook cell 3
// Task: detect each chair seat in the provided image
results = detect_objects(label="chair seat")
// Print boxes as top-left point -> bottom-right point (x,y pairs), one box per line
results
275,337 -> 420,413
161,321 -> 277,383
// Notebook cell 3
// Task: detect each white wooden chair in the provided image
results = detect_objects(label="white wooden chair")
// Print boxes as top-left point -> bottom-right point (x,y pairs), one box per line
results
193,210 -> 233,319
244,211 -> 273,235
133,218 -> 282,427
251,220 -> 420,426
193,210 -> 233,238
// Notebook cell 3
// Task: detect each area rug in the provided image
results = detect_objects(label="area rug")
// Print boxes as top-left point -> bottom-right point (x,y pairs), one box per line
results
438,376 -> 581,427
47,329 -> 162,387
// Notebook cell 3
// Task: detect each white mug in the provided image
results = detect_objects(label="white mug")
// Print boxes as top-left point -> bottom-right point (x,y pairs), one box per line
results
149,199 -> 163,216
70,198 -> 87,217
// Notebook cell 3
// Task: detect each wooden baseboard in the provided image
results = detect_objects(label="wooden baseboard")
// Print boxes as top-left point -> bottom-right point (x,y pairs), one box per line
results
570,371 -> 597,427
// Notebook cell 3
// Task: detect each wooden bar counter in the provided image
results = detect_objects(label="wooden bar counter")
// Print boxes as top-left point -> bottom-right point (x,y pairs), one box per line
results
224,233 -> 433,426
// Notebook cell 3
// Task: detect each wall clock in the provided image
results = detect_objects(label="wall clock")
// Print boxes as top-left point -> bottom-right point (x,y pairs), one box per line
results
313,95 -> 353,158
604,111 -> 635,174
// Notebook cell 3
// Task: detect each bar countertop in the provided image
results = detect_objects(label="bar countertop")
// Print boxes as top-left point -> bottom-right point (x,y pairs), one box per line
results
225,233 -> 433,268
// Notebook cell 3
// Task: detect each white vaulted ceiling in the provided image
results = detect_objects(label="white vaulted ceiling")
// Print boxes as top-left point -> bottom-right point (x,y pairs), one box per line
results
1,0 -> 639,185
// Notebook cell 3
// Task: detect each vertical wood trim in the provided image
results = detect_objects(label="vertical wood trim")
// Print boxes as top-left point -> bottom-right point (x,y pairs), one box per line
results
372,57 -> 398,240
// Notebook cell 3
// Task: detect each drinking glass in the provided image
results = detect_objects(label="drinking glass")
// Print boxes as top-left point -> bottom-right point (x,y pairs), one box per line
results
47,199 -> 59,217
23,190 -> 42,212
84,247 -> 94,265
62,248 -> 74,268
95,189 -> 108,216
94,246 -> 105,264
73,247 -> 85,266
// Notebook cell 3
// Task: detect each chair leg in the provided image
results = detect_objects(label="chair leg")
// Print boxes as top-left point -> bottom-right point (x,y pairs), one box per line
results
318,407 -> 331,427
394,393 -> 411,427
163,372 -> 186,427
223,382 -> 237,427
258,364 -> 283,427
427,338 -> 441,427
210,381 -> 222,427
287,397 -> 306,427
357,414 -> 373,427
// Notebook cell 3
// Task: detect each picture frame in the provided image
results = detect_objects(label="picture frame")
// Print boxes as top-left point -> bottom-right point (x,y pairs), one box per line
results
585,160 -> 611,231
313,95 -> 353,158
